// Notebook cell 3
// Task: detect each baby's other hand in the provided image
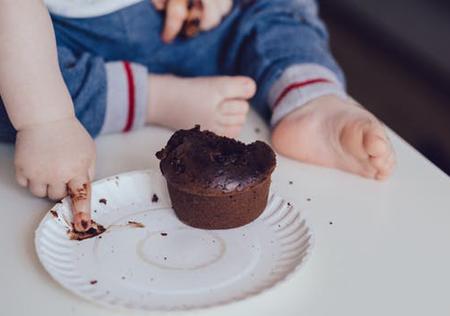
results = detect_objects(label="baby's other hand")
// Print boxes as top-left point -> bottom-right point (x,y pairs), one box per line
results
14,117 -> 96,200
153,0 -> 232,43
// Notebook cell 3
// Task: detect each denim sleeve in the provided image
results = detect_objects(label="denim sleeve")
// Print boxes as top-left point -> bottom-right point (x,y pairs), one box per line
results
223,0 -> 346,124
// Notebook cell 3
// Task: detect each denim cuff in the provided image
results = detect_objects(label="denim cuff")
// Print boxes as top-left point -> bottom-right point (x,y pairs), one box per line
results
269,64 -> 347,126
100,61 -> 147,134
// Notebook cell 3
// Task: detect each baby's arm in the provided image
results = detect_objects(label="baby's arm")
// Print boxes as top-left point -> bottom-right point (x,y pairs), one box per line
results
0,0 -> 95,231
0,0 -> 73,128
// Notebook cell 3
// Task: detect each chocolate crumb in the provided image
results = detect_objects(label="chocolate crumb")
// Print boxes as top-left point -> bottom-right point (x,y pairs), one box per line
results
254,127 -> 261,133
329,221 -> 333,225
163,257 -> 167,260
90,280 -> 97,285
289,181 -> 293,185
50,210 -> 58,218
151,194 -> 159,203
57,200 -> 63,204
182,0 -> 203,38
160,232 -> 167,236
307,198 -> 311,202
287,202 -> 291,206
128,221 -> 145,228
93,210 -> 97,213
99,198 -> 107,205
121,276 -> 126,280
98,236 -> 102,239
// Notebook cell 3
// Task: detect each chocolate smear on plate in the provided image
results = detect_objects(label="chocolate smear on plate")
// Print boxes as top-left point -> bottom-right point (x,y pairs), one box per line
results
128,221 -> 145,228
68,220 -> 106,241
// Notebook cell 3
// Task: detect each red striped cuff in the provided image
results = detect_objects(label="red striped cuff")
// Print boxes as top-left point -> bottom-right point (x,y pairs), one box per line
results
269,64 -> 347,126
122,62 -> 135,132
273,78 -> 333,109
100,61 -> 147,135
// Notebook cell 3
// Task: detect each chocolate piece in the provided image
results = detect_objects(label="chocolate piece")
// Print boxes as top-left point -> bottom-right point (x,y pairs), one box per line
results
90,280 -> 98,285
183,0 -> 203,38
50,210 -> 58,218
81,220 -> 89,230
156,125 -> 276,229
99,198 -> 107,205
152,194 -> 159,203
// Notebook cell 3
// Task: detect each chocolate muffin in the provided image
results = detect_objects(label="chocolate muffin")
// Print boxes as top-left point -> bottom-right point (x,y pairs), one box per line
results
156,126 -> 276,229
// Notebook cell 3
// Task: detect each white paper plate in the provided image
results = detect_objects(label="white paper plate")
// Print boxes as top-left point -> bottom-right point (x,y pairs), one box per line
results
35,170 -> 313,311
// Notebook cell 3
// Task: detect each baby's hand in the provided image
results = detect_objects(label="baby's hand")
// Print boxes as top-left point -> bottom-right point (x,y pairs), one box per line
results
14,117 -> 96,201
153,0 -> 232,43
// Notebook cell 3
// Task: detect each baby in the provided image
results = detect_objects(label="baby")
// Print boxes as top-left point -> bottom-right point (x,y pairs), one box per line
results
0,0 -> 395,231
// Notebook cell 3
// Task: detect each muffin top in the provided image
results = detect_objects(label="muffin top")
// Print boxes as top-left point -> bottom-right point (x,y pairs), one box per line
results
156,126 -> 276,195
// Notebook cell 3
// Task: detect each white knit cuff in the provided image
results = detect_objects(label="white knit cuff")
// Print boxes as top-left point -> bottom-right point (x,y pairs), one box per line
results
269,64 -> 347,126
100,61 -> 147,134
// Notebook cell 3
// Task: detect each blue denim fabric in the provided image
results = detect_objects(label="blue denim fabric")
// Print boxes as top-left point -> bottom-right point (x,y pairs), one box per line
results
0,0 -> 344,142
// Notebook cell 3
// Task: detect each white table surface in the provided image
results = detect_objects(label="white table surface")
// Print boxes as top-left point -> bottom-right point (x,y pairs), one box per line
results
1,110 -> 449,316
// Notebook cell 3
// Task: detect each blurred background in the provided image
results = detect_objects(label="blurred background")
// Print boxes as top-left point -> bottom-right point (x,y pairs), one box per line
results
320,0 -> 450,175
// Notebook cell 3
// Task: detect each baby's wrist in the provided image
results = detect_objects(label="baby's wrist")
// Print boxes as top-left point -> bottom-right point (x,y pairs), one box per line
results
15,114 -> 77,132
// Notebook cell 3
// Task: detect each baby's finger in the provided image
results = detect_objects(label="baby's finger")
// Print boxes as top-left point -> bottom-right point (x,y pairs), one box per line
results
152,0 -> 167,10
162,0 -> 189,43
48,183 -> 67,201
29,180 -> 48,198
200,0 -> 222,30
68,175 -> 92,232
15,170 -> 28,187
216,0 -> 232,17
